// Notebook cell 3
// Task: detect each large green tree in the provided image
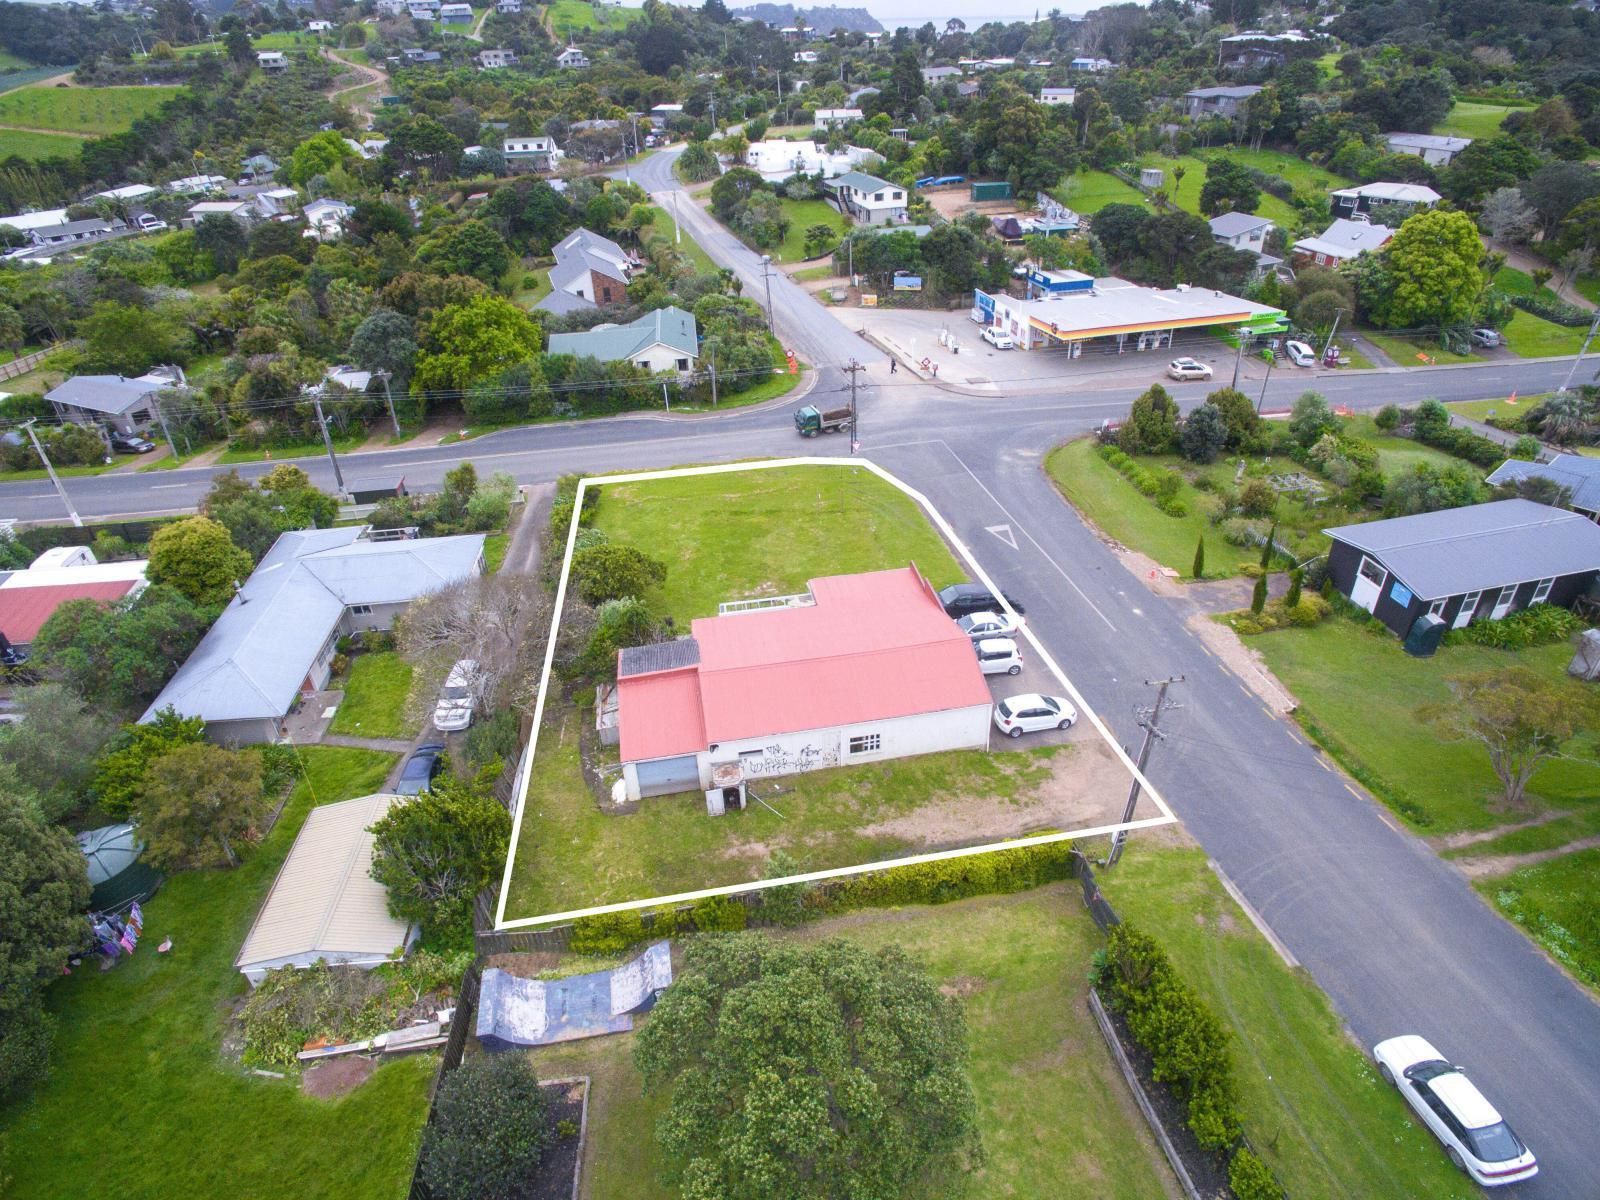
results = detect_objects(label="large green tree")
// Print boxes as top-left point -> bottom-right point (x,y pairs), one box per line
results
421,1053 -> 551,1200
90,708 -> 207,820
412,294 -> 542,397
32,586 -> 213,712
147,516 -> 255,607
635,936 -> 983,1200
418,220 -> 513,285
1199,157 -> 1261,216
570,543 -> 667,606
286,129 -> 359,186
138,743 -> 264,869
1377,209 -> 1485,333
78,302 -> 192,376
0,684 -> 114,823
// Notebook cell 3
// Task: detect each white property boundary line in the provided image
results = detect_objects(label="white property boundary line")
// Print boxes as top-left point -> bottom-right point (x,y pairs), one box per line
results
494,456 -> 1178,929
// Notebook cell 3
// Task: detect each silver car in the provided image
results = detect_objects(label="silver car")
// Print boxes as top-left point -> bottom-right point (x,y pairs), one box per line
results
956,611 -> 1021,641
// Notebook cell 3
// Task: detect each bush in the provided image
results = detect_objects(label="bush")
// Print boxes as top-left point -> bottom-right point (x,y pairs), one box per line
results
1221,517 -> 1264,548
1229,1147 -> 1285,1200
1508,292 -> 1591,326
1238,478 -> 1277,518
690,894 -> 748,932
570,909 -> 647,955
1158,496 -> 1189,517
1374,404 -> 1401,431
1288,597 -> 1328,626
421,1054 -> 551,1200
555,1118 -> 579,1139
238,961 -> 398,1068
1510,434 -> 1541,461
1443,603 -> 1584,650
821,839 -> 1074,911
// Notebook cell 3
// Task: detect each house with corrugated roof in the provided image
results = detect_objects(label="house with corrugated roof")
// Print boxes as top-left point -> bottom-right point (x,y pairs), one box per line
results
546,305 -> 698,373
141,527 -> 485,743
1487,454 -> 1600,523
614,566 -> 992,801
45,366 -> 186,435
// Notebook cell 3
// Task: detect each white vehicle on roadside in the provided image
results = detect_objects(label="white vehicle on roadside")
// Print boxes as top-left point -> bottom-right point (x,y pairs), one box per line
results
1166,357 -> 1212,381
432,658 -> 481,731
1373,1036 -> 1537,1187
1283,339 -> 1317,366
993,693 -> 1077,737
982,326 -> 1014,350
974,637 -> 1023,675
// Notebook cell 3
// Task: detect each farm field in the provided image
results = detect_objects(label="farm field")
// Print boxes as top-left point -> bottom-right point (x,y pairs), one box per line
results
0,128 -> 87,158
545,0 -> 642,32
0,85 -> 182,135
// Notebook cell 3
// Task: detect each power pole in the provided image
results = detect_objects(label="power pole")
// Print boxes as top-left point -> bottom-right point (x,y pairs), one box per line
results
375,369 -> 401,438
1320,308 -> 1344,364
1106,676 -> 1185,867
843,358 -> 865,453
1556,308 -> 1600,395
311,395 -> 346,495
22,420 -> 81,527
708,343 -> 718,407
152,391 -> 182,461
760,254 -> 775,332
1229,329 -> 1246,389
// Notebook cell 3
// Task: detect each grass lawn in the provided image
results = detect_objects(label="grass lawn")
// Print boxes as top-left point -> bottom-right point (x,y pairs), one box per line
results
0,746 -> 429,1200
1445,395 -> 1543,425
250,31 -> 325,49
329,651 -> 416,739
525,885 -> 1179,1199
773,197 -> 846,264
0,84 -> 182,134
1365,332 -> 1480,366
639,204 -> 716,274
670,338 -> 803,413
515,268 -> 553,309
0,128 -> 86,158
790,263 -> 837,283
1251,617 -> 1600,833
590,463 -> 966,623
1576,274 -> 1600,305
1054,168 -> 1146,214
1437,100 -> 1519,140
483,530 -> 510,573
1501,309 -> 1588,358
545,0 -> 641,31
1480,848 -> 1600,991
0,49 -> 39,70
218,431 -> 365,464
1102,844 -> 1478,1199
1136,152 -> 1301,226
1211,147 -> 1351,193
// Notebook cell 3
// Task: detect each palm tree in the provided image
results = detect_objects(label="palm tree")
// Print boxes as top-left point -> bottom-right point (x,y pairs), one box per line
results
1172,164 -> 1186,197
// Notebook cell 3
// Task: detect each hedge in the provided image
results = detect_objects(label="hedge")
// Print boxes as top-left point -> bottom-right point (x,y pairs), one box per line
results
1443,603 -> 1585,650
1097,443 -> 1187,515
816,839 -> 1077,911
1508,292 -> 1592,327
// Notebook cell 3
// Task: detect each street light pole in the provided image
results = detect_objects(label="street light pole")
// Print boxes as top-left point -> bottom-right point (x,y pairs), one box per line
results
21,420 -> 81,527
760,254 -> 775,332
1556,308 -> 1600,395
1256,351 -> 1276,413
1229,328 -> 1246,389
1320,308 -> 1345,363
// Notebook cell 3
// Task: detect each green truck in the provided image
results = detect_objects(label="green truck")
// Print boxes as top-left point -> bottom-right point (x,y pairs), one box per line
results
794,404 -> 852,437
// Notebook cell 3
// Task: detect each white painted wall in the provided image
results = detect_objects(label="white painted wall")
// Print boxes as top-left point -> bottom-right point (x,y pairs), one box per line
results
710,705 -> 992,779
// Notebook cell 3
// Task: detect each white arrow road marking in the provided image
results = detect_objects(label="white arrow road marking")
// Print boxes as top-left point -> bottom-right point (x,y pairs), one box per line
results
985,523 -> 1018,549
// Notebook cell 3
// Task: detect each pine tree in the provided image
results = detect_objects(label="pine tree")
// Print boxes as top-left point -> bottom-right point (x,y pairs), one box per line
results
1192,536 -> 1206,580
1260,522 -> 1278,570
1286,568 -> 1304,608
1251,574 -> 1268,615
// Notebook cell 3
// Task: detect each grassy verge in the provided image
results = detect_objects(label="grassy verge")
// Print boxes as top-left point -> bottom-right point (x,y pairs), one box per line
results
1444,396 -> 1543,425
1501,309 -> 1587,358
218,432 -> 365,464
591,462 -> 966,622
483,530 -> 509,573
1249,618 -> 1600,834
1480,849 -> 1600,990
790,263 -> 837,283
0,746 -> 426,1200
526,885 -> 1179,1200
1101,844 -> 1477,1199
329,651 -> 415,739
0,458 -> 127,482
639,204 -> 716,274
668,341 -> 803,413
1365,333 -> 1479,366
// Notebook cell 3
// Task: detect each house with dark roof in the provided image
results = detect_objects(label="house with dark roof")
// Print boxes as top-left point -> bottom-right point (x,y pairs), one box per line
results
1384,132 -> 1472,166
142,527 -> 484,743
1329,182 -> 1441,221
45,366 -> 186,435
1486,454 -> 1600,522
1324,499 -> 1600,637
1182,85 -> 1262,120
26,216 -> 126,248
546,306 -> 698,373
824,170 -> 907,225
615,566 -> 992,801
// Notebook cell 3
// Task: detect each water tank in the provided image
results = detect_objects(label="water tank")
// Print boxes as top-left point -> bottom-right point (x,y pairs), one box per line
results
1403,613 -> 1446,658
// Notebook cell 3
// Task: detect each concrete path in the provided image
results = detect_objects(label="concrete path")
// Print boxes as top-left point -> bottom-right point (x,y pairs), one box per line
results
502,482 -> 554,577
320,733 -> 415,753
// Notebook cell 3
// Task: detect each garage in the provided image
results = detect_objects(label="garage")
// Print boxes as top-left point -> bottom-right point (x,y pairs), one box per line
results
633,754 -> 704,798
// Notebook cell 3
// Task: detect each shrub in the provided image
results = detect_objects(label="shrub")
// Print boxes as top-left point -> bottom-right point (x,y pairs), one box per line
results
1159,496 -> 1189,517
238,961 -> 398,1068
329,652 -> 350,677
1510,435 -> 1541,461
821,840 -> 1074,911
1229,1147 -> 1285,1200
1374,404 -> 1401,431
555,1118 -> 579,1140
690,894 -> 748,932
1222,517 -> 1263,548
1192,536 -> 1205,580
1250,575 -> 1268,615
1238,478 -> 1277,517
1285,567 -> 1303,609
1288,597 -> 1327,626
421,1054 -> 551,1200
1443,603 -> 1584,650
1508,291 -> 1591,326
570,909 -> 647,955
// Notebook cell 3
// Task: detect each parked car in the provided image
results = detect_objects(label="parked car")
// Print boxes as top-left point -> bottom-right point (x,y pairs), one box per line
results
394,743 -> 446,795
1166,357 -> 1212,381
1471,327 -> 1502,348
1373,1036 -> 1537,1186
108,431 -> 156,453
975,637 -> 1023,675
433,659 -> 480,731
939,582 -> 1025,619
1283,339 -> 1317,366
956,611 -> 1021,641
993,693 -> 1077,738
982,326 -> 1014,350
135,214 -> 168,232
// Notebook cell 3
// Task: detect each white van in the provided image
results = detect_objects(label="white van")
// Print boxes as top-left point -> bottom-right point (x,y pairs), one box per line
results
1284,340 -> 1316,367
432,659 -> 481,731
975,638 -> 1023,676
982,326 -> 1014,350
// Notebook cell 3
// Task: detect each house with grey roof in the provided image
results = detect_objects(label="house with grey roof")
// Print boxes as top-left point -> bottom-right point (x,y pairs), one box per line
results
1182,85 -> 1262,120
824,170 -> 907,225
1384,132 -> 1472,166
921,65 -> 962,85
46,367 -> 186,435
26,216 -> 126,248
1208,211 -> 1280,278
547,306 -> 698,373
1292,218 -> 1393,267
141,527 -> 485,743
1486,454 -> 1600,522
1324,499 -> 1600,637
539,226 -> 634,313
503,135 -> 563,172
1329,181 -> 1440,221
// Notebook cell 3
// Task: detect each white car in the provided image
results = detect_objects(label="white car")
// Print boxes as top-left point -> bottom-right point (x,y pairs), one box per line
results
993,693 -> 1077,738
956,610 -> 1021,641
1471,327 -> 1502,348
432,658 -> 481,732
975,637 -> 1023,676
1373,1036 -> 1537,1187
982,326 -> 1014,350
1166,357 -> 1212,381
1283,339 -> 1317,366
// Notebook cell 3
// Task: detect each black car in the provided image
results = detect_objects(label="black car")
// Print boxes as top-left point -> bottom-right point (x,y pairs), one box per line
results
109,431 -> 156,454
938,582 -> 1025,619
394,743 -> 446,795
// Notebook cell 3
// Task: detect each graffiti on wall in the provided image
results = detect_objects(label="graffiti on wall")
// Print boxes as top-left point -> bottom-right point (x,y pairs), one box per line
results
737,740 -> 838,777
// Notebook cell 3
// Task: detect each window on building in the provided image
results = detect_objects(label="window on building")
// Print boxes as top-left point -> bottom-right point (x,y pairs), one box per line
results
1531,577 -> 1554,605
848,733 -> 881,754
349,604 -> 372,615
676,357 -> 689,370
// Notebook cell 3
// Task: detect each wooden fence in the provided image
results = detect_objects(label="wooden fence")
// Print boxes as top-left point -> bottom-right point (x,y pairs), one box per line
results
0,344 -> 64,383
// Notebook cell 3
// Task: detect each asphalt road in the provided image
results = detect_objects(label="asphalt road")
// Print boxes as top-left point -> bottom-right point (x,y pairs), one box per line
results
7,150 -> 1600,1197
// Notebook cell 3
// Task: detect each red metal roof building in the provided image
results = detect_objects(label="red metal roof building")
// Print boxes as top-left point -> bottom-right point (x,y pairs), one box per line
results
616,566 -> 993,800
0,579 -> 143,647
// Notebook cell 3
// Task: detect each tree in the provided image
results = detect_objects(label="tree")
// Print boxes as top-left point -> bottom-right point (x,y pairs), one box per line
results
1285,568 -> 1303,608
1378,210 -> 1485,335
0,684 -> 114,822
0,301 -> 24,351
1521,161 -> 1600,240
1382,462 -> 1488,515
32,586 -> 213,712
1441,135 -> 1541,206
0,789 -> 89,1097
1250,574 -> 1267,615
194,212 -> 248,275
1120,384 -> 1179,454
634,936 -> 983,1200
1199,157 -> 1260,217
1479,187 -> 1538,244
1419,669 -> 1600,808
287,129 -> 358,187
412,295 -> 542,396
677,140 -> 720,183
1181,403 -> 1228,463
348,308 -> 418,387
78,302 -> 190,375
1202,387 -> 1259,449
368,771 -> 511,940
419,221 -> 511,285
90,708 -> 207,820
147,516 -> 254,607
138,743 -> 264,869
1288,391 -> 1339,447
569,543 -> 667,606
398,573 -> 549,711
420,1052 -> 550,1200
1192,536 -> 1205,581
